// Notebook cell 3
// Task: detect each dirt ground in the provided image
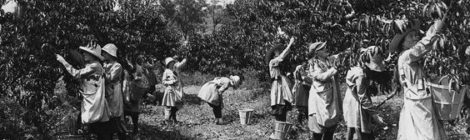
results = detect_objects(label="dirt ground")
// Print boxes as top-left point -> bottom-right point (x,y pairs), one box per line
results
132,84 -> 470,140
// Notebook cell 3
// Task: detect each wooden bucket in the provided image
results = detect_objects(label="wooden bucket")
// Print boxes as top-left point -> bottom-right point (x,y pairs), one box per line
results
238,109 -> 254,125
270,121 -> 293,140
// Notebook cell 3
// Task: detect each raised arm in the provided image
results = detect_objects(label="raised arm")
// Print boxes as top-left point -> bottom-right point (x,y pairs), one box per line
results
406,20 -> 441,62
276,37 -> 295,60
175,58 -> 187,70
293,65 -> 303,81
57,54 -> 95,78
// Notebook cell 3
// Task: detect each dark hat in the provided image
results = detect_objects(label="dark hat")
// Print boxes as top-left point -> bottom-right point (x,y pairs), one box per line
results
389,19 -> 422,53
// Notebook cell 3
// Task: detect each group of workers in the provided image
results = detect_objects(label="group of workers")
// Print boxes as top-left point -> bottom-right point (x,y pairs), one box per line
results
267,19 -> 449,140
53,11 -> 453,140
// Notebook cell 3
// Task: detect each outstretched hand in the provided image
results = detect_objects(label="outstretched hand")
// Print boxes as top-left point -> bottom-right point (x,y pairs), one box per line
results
288,37 -> 295,46
56,54 -> 65,63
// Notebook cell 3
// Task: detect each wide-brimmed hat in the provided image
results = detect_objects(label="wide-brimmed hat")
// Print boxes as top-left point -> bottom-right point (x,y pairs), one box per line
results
102,43 -> 118,58
361,46 -> 385,71
164,57 -> 176,66
308,41 -> 327,54
389,19 -> 422,53
79,44 -> 104,61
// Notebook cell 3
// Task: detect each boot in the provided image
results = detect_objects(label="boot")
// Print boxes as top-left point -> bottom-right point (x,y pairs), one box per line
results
171,109 -> 179,124
162,108 -> 171,125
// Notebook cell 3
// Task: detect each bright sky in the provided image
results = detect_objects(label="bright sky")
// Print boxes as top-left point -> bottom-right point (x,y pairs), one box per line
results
205,0 -> 235,6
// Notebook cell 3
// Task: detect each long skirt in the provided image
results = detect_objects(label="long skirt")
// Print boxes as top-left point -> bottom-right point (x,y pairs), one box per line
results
397,97 -> 446,140
343,91 -> 373,133
270,75 -> 294,106
161,86 -> 183,107
198,82 -> 223,106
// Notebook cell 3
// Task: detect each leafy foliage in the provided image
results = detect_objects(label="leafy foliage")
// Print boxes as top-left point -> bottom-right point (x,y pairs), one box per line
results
0,0 -> 201,138
1,0 -> 470,138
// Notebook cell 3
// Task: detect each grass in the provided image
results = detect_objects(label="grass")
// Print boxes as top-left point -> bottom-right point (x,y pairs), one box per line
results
50,72 -> 470,140
138,83 -> 400,140
138,80 -> 470,140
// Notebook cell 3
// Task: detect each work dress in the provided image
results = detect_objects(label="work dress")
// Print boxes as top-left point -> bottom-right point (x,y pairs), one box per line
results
104,61 -> 124,118
161,59 -> 187,107
397,35 -> 446,140
161,69 -> 183,107
63,61 -> 110,124
269,57 -> 294,106
198,77 -> 232,107
343,67 -> 373,133
308,58 -> 341,130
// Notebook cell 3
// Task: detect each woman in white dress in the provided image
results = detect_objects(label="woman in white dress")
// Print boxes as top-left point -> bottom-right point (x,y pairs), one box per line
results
307,41 -> 341,140
391,19 -> 447,140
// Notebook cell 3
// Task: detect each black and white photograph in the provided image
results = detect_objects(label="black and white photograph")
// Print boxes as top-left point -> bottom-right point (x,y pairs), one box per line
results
1,0 -> 470,139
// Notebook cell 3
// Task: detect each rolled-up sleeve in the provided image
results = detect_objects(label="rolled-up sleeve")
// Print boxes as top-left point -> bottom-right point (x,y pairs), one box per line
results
175,59 -> 187,70
63,61 -> 96,79
406,35 -> 434,63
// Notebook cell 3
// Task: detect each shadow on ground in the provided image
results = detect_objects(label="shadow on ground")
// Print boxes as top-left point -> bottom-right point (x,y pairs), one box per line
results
139,123 -> 192,140
181,94 -> 203,106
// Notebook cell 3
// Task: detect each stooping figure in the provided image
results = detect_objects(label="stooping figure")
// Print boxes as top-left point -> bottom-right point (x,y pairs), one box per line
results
197,75 -> 243,125
56,42 -> 111,140
292,62 -> 311,124
392,19 -> 446,140
161,57 -> 186,124
307,42 -> 342,140
101,43 -> 126,140
343,46 -> 389,140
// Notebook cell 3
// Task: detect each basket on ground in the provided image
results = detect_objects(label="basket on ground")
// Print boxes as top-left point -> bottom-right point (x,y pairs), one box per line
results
269,121 -> 293,140
238,108 -> 255,125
